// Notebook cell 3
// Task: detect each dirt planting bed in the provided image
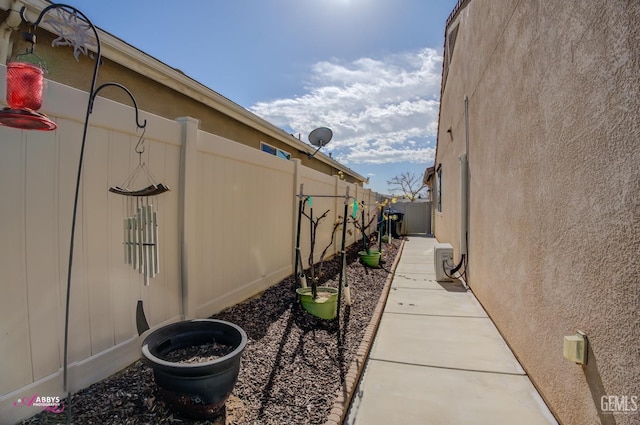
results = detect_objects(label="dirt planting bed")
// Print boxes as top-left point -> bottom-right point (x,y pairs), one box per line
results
22,239 -> 401,425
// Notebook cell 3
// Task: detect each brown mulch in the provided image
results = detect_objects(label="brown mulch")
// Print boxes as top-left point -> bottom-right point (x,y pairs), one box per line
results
20,238 -> 401,425
160,342 -> 235,364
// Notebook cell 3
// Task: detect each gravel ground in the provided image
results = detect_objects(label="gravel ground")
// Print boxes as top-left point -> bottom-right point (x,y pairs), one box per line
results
21,239 -> 400,425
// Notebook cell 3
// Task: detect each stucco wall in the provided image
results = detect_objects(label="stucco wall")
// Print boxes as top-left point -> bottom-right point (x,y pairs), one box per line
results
435,1 -> 640,424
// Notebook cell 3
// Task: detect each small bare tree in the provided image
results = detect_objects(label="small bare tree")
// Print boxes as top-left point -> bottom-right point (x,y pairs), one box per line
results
386,172 -> 429,201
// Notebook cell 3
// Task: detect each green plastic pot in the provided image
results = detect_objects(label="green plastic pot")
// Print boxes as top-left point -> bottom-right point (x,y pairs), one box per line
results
296,287 -> 338,320
359,251 -> 382,267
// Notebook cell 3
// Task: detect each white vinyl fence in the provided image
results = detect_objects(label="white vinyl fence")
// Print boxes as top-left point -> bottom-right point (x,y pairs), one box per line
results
0,65 -> 378,423
392,201 -> 432,235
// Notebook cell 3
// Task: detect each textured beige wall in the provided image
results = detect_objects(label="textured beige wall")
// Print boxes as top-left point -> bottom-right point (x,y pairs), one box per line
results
435,1 -> 640,424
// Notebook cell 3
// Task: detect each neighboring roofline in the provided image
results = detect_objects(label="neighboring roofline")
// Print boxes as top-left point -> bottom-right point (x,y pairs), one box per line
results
423,166 -> 435,185
12,0 -> 366,183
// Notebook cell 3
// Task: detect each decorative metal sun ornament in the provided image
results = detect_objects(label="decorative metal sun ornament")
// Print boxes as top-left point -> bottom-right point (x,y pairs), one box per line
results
45,8 -> 97,61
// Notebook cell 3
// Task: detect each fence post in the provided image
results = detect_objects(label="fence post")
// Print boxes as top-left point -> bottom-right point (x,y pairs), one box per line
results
177,116 -> 200,319
292,159 -> 302,272
334,174 -> 341,258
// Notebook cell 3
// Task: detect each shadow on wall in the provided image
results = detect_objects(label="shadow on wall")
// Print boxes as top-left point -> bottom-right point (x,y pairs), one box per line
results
584,341 -> 617,425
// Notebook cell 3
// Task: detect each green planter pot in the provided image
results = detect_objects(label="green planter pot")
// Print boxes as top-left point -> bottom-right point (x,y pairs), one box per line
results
359,251 -> 382,268
296,287 -> 339,320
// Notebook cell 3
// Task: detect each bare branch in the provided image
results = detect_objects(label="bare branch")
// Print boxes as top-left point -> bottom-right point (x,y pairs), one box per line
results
386,172 -> 430,202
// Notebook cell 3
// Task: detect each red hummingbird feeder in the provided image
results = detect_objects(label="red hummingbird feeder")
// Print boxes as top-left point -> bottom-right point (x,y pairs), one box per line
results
7,61 -> 44,110
0,35 -> 57,131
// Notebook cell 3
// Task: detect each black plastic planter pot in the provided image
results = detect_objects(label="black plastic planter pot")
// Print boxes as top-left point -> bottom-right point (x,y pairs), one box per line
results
141,319 -> 247,420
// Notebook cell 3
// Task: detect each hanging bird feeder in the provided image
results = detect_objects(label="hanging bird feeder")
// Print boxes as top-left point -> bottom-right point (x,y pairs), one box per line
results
0,32 -> 57,130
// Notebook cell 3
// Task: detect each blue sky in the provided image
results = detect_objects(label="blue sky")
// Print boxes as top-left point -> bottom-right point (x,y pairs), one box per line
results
67,0 -> 458,194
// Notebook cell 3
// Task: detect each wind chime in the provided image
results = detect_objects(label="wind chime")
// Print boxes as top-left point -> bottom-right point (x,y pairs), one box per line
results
109,131 -> 169,285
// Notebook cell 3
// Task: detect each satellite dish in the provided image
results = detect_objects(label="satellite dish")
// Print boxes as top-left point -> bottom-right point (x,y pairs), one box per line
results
308,127 -> 333,147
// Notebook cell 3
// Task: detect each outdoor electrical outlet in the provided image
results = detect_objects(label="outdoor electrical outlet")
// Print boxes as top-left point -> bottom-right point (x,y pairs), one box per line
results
563,331 -> 588,365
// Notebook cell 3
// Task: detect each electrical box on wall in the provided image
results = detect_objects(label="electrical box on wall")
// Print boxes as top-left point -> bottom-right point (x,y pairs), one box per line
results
434,243 -> 454,281
563,331 -> 588,365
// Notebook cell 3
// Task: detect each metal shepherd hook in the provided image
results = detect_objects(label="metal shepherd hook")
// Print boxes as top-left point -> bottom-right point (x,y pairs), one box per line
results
18,4 -> 146,423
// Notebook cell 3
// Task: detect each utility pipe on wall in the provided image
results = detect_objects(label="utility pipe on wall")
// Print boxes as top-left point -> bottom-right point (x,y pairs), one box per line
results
460,95 -> 470,256
459,152 -> 468,256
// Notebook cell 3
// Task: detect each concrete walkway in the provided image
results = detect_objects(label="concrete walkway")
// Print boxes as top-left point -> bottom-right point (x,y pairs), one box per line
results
344,236 -> 558,425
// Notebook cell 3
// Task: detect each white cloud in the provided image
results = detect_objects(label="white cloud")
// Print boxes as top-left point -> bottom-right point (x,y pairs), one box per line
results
342,146 -> 436,165
250,47 -> 442,165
